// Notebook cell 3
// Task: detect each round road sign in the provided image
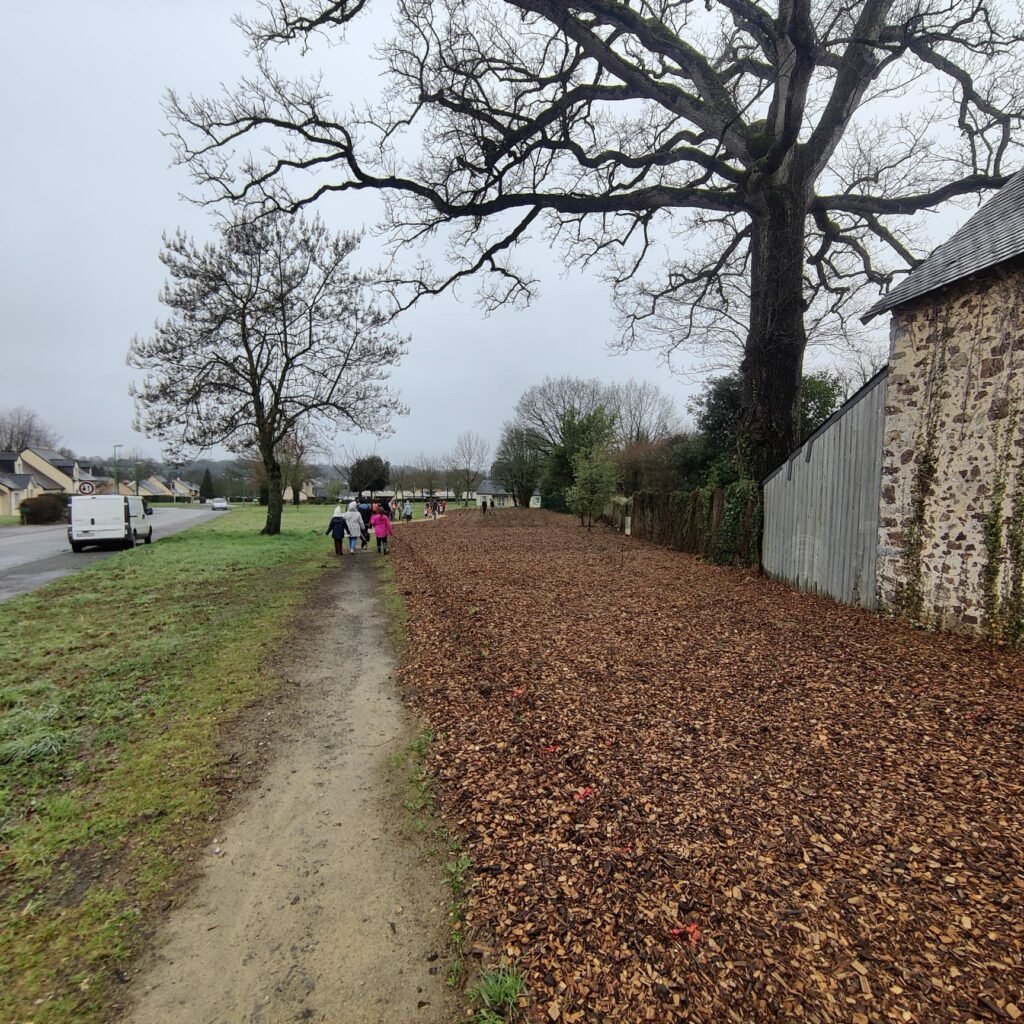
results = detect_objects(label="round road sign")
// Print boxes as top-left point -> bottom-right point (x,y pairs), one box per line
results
78,482 -> 96,495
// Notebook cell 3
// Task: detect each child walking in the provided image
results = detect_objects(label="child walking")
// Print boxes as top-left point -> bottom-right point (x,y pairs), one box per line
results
324,505 -> 349,556
342,501 -> 364,554
370,505 -> 394,554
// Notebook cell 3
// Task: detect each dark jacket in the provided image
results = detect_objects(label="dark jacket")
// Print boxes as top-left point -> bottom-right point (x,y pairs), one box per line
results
325,515 -> 350,540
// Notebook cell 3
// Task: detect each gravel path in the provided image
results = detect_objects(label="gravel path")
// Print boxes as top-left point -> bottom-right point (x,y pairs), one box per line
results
122,553 -> 457,1024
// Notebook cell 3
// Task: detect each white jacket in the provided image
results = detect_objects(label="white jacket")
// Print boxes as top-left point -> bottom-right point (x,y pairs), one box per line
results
343,509 -> 365,537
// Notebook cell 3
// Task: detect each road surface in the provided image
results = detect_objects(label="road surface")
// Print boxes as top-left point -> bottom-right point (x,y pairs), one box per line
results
0,507 -> 219,604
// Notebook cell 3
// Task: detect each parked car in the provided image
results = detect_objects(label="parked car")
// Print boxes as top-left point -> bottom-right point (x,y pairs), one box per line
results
68,495 -> 153,551
211,497 -> 229,511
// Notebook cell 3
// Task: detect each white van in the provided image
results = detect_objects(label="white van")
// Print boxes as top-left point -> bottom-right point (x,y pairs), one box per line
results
68,495 -> 153,552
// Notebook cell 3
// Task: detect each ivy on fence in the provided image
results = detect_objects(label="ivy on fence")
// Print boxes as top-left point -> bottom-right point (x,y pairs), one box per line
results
625,481 -> 762,566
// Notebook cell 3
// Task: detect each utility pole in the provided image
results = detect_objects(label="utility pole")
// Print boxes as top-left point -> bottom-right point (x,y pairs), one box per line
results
112,444 -> 122,495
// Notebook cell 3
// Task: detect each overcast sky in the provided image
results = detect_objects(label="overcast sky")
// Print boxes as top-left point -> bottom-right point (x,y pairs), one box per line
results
0,1 -> 971,470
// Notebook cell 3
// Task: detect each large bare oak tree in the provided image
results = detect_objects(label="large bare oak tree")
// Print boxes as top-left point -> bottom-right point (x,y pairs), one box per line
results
129,212 -> 406,534
168,0 -> 1024,477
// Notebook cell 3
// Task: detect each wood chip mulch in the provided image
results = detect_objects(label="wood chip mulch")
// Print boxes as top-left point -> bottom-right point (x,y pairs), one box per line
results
390,511 -> 1024,1023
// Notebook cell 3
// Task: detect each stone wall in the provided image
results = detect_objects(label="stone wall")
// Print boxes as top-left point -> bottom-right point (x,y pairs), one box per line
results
876,259 -> 1024,640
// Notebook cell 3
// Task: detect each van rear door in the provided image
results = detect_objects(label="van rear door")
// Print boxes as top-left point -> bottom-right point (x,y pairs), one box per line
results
69,496 -> 130,549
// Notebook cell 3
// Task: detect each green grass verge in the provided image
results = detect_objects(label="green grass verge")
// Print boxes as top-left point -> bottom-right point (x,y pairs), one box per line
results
0,515 -> 22,526
0,504 -> 337,1024
390,723 -> 474,991
470,965 -> 528,1022
374,555 -> 408,651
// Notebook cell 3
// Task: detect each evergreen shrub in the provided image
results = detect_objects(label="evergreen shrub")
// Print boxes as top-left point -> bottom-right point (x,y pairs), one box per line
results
21,494 -> 69,524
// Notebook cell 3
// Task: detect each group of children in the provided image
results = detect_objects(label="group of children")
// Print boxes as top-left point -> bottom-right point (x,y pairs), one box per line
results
325,499 -> 395,555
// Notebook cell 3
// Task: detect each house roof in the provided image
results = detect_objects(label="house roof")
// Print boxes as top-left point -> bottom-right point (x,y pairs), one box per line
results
28,470 -> 65,491
0,472 -> 34,491
26,447 -> 76,468
862,169 -> 1024,322
476,478 -> 511,496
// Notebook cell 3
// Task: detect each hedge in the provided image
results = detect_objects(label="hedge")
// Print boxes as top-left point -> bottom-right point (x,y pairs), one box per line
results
625,480 -> 762,567
20,494 -> 69,525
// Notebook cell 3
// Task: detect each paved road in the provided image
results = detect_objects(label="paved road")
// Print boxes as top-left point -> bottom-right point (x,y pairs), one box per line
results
0,507 -> 219,604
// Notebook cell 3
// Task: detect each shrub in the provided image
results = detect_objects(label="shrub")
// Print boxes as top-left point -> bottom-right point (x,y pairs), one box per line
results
21,494 -> 69,524
630,480 -> 761,566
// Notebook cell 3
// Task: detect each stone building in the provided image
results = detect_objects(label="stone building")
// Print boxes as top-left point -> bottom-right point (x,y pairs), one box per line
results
863,170 -> 1024,639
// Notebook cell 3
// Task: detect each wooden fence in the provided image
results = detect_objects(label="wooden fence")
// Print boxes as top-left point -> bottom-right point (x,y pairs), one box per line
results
624,483 -> 761,566
761,368 -> 888,608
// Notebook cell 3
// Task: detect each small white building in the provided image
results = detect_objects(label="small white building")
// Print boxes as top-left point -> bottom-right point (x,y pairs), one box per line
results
476,478 -> 541,508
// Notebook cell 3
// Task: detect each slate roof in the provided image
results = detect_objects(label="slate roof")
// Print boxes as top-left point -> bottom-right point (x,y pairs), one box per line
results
0,473 -> 34,490
862,170 -> 1024,322
27,469 -> 65,491
476,478 -> 510,496
27,447 -> 76,468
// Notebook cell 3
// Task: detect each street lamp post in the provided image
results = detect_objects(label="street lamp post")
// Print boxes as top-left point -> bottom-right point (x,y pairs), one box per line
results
112,444 -> 122,495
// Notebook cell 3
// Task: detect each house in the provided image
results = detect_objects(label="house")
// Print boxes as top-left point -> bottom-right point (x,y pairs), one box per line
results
133,478 -> 171,499
17,448 -> 76,492
0,452 -> 42,516
139,476 -> 175,498
282,480 -> 317,503
476,478 -> 512,508
310,477 -> 349,502
476,478 -> 541,508
861,168 -> 1024,636
170,477 -> 200,501
0,448 -> 111,514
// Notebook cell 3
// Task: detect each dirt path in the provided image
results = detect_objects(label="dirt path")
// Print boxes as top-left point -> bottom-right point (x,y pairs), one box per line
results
123,553 -> 457,1024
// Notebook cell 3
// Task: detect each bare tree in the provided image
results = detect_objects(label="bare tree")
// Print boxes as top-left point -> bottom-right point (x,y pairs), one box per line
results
0,406 -> 59,452
605,380 -> 679,448
129,211 -> 406,534
513,377 -> 606,455
416,452 -> 441,497
168,0 -> 1024,478
449,431 -> 490,505
492,424 -> 545,507
120,447 -> 160,494
442,456 -> 462,502
389,462 -> 410,499
277,426 -> 318,505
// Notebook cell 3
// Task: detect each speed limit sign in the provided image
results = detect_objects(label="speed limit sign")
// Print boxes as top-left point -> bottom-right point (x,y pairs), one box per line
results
78,481 -> 96,495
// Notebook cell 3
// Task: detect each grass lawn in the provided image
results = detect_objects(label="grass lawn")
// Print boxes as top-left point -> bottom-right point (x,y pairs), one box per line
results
0,515 -> 22,527
0,504 -> 336,1024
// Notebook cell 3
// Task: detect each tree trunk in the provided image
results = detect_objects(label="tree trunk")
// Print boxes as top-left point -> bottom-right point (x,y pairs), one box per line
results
740,182 -> 808,481
263,456 -> 284,535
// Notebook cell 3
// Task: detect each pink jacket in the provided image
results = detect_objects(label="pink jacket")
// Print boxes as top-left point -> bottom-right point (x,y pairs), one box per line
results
370,512 -> 393,538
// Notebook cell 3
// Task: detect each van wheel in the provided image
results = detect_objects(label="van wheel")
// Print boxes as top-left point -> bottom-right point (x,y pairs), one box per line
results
125,532 -> 136,550
144,529 -> 153,544
70,542 -> 84,553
